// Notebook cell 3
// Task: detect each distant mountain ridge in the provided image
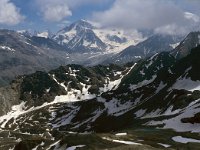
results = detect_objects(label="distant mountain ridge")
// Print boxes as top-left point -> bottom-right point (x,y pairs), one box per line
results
0,29 -> 70,86
107,34 -> 183,64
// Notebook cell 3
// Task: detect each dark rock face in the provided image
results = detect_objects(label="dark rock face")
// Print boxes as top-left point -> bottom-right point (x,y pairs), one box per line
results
19,71 -> 66,107
171,31 -> 200,59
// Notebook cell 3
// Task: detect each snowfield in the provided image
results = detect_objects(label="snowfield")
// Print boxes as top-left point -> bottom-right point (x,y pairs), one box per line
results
172,136 -> 200,144
172,77 -> 200,92
146,99 -> 200,133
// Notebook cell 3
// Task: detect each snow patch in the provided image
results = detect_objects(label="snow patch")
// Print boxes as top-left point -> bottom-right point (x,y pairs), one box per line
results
155,81 -> 167,93
37,32 -> 49,38
51,106 -> 80,128
90,42 -> 98,48
46,140 -> 61,150
130,75 -> 157,91
157,143 -> 171,148
0,45 -> 15,52
52,74 -> 96,103
102,137 -> 142,145
172,77 -> 200,92
170,42 -> 180,49
112,139 -> 142,145
32,145 -> 39,150
146,99 -> 200,133
98,97 -> 133,117
172,136 -> 200,144
145,53 -> 159,68
0,101 -> 27,128
135,109 -> 146,118
141,109 -> 162,119
66,145 -> 85,150
100,63 -> 136,92
54,84 -> 96,103
115,133 -> 127,136
83,40 -> 91,47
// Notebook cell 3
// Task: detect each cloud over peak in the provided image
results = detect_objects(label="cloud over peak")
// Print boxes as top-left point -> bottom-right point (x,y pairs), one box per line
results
92,0 -> 200,35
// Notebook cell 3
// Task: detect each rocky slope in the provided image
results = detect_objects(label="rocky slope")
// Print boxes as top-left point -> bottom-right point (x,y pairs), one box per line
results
107,34 -> 182,64
0,29 -> 72,87
171,31 -> 200,59
0,44 -> 200,149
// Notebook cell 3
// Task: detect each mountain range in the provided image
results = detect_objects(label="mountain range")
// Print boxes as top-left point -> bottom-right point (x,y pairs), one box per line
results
0,20 -> 188,87
0,24 -> 200,149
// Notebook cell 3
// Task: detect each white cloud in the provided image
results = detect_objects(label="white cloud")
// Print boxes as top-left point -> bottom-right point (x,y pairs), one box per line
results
154,24 -> 188,35
154,11 -> 200,35
66,0 -> 108,8
36,0 -> 111,22
36,0 -> 72,22
92,0 -> 200,35
184,12 -> 200,23
0,0 -> 24,25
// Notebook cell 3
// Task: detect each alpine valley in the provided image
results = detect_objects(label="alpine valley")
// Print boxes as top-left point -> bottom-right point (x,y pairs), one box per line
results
0,20 -> 200,150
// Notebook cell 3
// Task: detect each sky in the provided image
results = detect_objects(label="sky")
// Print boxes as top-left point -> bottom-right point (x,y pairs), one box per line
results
0,0 -> 200,34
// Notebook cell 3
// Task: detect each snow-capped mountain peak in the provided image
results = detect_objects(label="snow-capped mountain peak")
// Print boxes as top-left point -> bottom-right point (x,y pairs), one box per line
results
53,20 -> 145,53
57,19 -> 95,35
53,20 -> 106,53
17,30 -> 32,37
69,19 -> 95,30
